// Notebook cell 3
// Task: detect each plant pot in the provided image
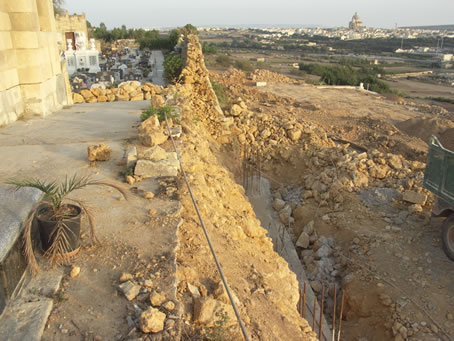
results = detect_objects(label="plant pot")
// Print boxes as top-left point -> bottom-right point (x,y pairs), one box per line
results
36,204 -> 82,257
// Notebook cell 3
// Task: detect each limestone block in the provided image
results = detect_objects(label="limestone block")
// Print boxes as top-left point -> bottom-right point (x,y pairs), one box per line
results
0,32 -> 13,50
9,13 -> 40,31
116,94 -> 129,101
107,94 -> 115,102
17,65 -> 44,84
0,69 -> 20,92
97,95 -> 107,102
5,0 -> 38,13
134,159 -> 179,178
11,31 -> 39,49
0,49 -> 18,72
0,12 -> 12,31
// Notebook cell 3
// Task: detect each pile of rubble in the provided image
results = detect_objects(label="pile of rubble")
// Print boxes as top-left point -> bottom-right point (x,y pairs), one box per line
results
72,81 -> 164,104
250,69 -> 296,84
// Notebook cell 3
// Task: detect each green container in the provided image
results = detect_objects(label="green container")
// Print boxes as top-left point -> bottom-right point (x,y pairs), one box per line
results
423,136 -> 454,205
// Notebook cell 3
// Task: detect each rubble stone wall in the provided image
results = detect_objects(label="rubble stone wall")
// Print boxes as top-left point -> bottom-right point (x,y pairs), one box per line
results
0,0 -> 72,127
170,35 -> 318,340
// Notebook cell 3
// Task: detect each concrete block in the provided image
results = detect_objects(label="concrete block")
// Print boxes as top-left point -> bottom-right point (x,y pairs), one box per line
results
0,299 -> 53,341
134,159 -> 179,178
0,185 -> 43,261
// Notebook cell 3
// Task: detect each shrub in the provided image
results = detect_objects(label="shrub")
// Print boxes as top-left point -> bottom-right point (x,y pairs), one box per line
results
202,42 -> 218,54
163,55 -> 183,83
141,105 -> 177,122
234,59 -> 254,72
215,55 -> 233,67
211,81 -> 229,110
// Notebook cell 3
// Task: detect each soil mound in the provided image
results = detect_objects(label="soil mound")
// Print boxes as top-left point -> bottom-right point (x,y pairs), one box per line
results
395,116 -> 454,145
439,127 -> 454,151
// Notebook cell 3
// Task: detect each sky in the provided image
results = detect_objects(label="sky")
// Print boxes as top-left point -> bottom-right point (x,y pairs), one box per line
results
63,0 -> 454,30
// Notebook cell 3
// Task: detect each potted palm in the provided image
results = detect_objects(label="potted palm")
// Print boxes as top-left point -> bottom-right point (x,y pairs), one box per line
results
6,175 -> 127,274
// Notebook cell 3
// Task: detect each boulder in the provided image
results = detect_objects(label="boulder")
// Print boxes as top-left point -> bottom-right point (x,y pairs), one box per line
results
273,198 -> 286,211
116,93 -> 129,101
387,155 -> 403,170
87,143 -> 111,161
193,297 -> 236,327
402,191 -> 427,205
97,95 -> 107,102
142,146 -> 168,161
296,232 -> 310,248
73,93 -> 84,104
119,281 -> 140,301
151,95 -> 165,108
80,89 -> 93,99
287,129 -> 302,142
139,130 -> 168,147
150,292 -> 166,307
139,307 -> 166,333
130,93 -> 144,101
139,116 -> 160,134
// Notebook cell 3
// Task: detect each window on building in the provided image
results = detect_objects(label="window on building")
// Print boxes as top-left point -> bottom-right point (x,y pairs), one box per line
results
89,56 -> 97,66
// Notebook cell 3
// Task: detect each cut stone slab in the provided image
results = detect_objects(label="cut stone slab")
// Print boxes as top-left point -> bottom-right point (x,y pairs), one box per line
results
0,299 -> 53,341
134,159 -> 179,178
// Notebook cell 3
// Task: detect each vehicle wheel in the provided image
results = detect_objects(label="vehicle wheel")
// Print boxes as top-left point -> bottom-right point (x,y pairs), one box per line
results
441,215 -> 454,261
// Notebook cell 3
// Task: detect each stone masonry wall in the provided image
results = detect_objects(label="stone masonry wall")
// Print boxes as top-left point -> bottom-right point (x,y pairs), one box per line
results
0,0 -> 72,127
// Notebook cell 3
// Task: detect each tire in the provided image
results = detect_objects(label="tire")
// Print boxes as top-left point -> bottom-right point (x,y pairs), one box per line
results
441,214 -> 454,262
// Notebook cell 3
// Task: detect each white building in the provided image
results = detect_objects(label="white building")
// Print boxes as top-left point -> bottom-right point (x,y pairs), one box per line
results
64,33 -> 100,75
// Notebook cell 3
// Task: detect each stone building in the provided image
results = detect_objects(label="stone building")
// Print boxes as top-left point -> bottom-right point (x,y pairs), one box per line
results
0,0 -> 73,126
55,11 -> 88,52
349,12 -> 364,30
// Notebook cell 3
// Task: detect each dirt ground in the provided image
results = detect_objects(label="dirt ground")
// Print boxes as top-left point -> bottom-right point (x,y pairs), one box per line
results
208,68 -> 454,341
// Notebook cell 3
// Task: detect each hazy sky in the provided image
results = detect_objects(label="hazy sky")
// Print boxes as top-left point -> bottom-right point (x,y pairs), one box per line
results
64,0 -> 454,29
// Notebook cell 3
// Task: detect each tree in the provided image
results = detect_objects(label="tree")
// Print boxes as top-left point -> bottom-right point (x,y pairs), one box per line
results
53,0 -> 65,15
182,24 -> 199,36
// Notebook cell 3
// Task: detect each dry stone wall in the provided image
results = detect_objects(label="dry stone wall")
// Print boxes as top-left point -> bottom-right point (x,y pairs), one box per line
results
72,81 -> 164,104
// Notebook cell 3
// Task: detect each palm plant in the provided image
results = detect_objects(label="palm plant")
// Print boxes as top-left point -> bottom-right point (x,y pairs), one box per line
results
7,174 -> 127,274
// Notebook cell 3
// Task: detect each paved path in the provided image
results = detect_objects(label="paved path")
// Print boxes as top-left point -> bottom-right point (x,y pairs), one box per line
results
0,101 -> 181,340
150,50 -> 165,86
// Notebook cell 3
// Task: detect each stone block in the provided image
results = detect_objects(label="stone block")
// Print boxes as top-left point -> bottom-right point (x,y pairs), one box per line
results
134,159 -> 179,178
0,12 -> 12,31
11,31 -> 39,49
9,13 -> 40,31
142,146 -> 167,161
0,49 -> 18,72
0,32 -> 13,50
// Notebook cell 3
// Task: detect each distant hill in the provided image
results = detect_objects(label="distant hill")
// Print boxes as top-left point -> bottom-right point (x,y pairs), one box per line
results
400,24 -> 454,31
